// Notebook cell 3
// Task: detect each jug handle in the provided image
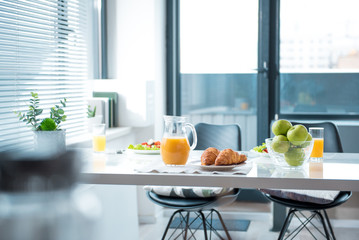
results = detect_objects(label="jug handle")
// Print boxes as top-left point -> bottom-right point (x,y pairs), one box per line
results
185,123 -> 197,150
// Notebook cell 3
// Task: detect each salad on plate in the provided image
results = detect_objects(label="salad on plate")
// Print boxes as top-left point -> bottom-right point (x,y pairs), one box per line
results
127,139 -> 161,154
250,142 -> 269,157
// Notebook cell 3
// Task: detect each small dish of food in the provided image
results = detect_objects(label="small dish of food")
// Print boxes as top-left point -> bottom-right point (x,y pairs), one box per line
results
127,139 -> 161,154
249,142 -> 270,158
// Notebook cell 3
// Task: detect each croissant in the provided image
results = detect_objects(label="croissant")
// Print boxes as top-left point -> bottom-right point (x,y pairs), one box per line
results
201,147 -> 220,165
215,148 -> 247,166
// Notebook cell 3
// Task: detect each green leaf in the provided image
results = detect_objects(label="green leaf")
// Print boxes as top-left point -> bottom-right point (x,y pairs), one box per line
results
58,109 -> 64,114
35,109 -> 43,114
61,98 -> 67,107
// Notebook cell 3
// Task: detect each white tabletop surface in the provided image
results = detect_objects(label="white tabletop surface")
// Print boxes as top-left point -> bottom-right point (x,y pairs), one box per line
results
80,150 -> 359,191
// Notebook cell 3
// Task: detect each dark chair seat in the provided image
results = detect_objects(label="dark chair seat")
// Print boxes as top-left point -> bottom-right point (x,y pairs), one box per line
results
147,189 -> 240,210
147,192 -> 217,209
265,191 -> 352,211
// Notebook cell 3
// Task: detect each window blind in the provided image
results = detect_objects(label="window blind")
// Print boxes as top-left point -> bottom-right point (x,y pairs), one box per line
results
0,0 -> 91,151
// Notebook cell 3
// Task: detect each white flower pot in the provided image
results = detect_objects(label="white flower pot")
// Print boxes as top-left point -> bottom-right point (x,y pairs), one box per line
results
34,130 -> 66,154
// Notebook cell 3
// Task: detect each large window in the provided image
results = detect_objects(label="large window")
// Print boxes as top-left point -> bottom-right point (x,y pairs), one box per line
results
279,0 -> 359,117
0,0 -> 93,151
167,0 -> 359,146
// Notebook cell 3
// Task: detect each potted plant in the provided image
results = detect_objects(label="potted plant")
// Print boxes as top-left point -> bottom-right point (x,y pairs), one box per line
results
87,104 -> 103,132
14,92 -> 67,153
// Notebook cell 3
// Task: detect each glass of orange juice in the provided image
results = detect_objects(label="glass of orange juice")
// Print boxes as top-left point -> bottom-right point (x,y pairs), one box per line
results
309,127 -> 324,162
161,116 -> 197,166
92,123 -> 106,152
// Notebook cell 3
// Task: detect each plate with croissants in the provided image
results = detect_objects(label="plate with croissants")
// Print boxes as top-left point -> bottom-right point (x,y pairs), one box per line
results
192,147 -> 248,171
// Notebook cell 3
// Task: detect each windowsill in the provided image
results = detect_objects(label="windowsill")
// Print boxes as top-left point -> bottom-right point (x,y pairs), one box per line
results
67,127 -> 132,146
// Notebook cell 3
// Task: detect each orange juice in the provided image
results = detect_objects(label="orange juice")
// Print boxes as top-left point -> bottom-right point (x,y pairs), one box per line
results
161,137 -> 190,165
93,135 -> 106,152
311,138 -> 324,158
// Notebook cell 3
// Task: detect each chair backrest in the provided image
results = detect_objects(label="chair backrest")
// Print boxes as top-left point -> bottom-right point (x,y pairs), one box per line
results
291,121 -> 343,153
188,123 -> 241,151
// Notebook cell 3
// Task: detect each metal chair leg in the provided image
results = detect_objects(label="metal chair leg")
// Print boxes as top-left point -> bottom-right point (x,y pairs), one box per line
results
323,210 -> 336,240
162,209 -> 183,240
198,210 -> 208,240
278,208 -> 295,240
316,210 -> 331,240
289,211 -> 317,239
212,209 -> 232,240
183,212 -> 190,240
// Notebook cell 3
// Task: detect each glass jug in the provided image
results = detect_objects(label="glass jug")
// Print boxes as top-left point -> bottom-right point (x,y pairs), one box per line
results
161,116 -> 197,165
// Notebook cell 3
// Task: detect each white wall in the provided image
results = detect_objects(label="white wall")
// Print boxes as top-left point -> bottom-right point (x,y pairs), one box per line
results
104,0 -> 165,133
97,0 -> 166,230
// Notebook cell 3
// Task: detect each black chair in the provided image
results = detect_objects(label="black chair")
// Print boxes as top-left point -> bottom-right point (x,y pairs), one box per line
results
291,121 -> 343,153
190,123 -> 242,151
146,123 -> 242,240
265,121 -> 351,239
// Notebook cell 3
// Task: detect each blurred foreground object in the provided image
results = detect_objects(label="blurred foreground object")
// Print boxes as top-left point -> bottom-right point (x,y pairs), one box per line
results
0,150 -> 101,240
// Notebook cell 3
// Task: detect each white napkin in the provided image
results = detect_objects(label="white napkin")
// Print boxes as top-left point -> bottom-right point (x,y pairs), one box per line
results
135,160 -> 253,175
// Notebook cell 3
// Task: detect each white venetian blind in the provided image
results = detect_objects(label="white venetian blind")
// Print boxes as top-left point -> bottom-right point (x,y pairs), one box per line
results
0,0 -> 90,151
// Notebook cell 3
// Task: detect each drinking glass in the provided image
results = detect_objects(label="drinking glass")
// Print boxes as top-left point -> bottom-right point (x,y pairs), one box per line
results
92,124 -> 106,152
309,127 -> 324,162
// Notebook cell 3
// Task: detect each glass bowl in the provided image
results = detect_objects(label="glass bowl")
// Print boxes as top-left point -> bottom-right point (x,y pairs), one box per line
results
265,138 -> 314,168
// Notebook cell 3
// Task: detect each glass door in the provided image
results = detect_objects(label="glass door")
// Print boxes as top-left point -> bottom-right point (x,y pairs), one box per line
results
178,0 -> 259,150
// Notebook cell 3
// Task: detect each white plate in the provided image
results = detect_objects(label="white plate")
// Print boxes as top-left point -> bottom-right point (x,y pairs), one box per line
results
127,149 -> 160,155
190,162 -> 245,171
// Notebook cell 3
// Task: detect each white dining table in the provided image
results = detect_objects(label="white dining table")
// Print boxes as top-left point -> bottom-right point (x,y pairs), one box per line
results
80,150 -> 359,191
79,149 -> 359,235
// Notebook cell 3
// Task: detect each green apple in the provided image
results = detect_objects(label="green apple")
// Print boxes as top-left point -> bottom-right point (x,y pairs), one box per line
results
272,119 -> 292,136
271,135 -> 290,153
287,125 -> 308,146
300,133 -> 312,148
284,147 -> 305,166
